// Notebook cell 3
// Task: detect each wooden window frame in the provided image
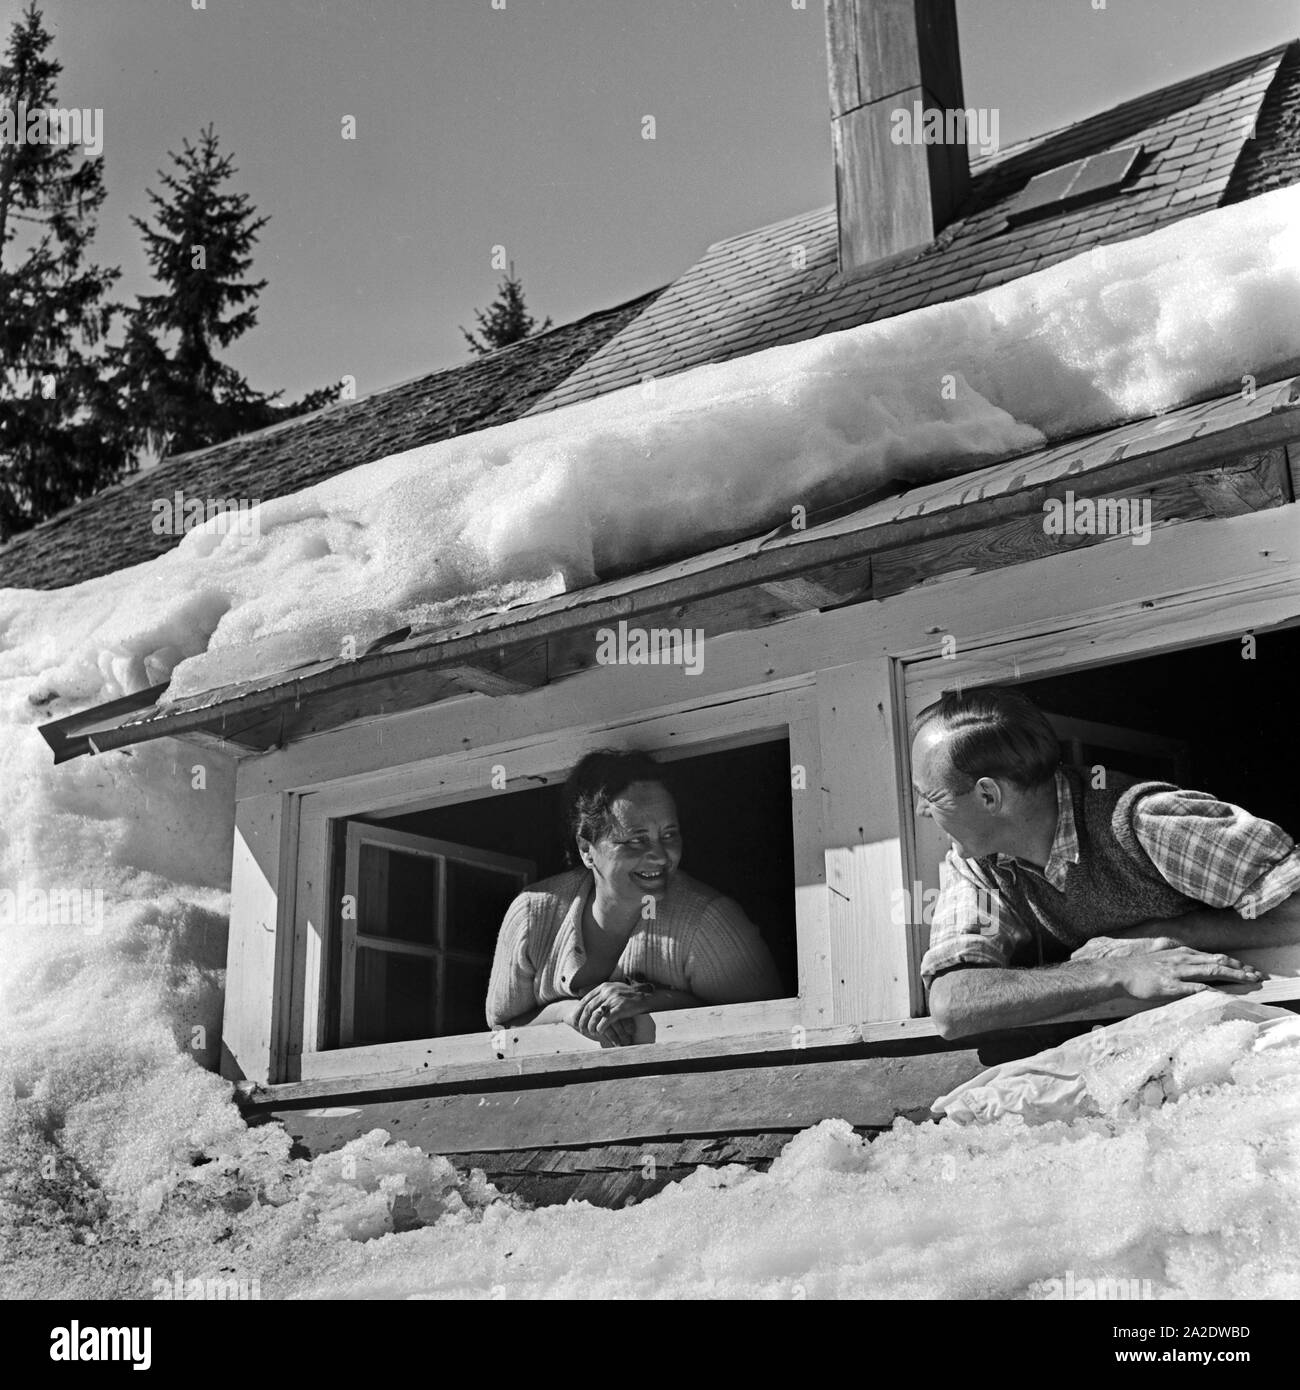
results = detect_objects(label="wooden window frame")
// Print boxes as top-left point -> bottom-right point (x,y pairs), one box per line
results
897,611 -> 1300,1020
284,682 -> 827,1084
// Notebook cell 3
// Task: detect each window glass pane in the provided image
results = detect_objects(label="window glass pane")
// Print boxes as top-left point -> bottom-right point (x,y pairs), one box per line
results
441,957 -> 494,1037
354,946 -> 437,1044
358,842 -> 438,945
1067,144 -> 1140,199
1016,160 -> 1083,213
444,860 -> 522,952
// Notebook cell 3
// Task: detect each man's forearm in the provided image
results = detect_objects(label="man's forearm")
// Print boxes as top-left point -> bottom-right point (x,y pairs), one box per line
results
929,961 -> 1121,1040
1116,894 -> 1300,951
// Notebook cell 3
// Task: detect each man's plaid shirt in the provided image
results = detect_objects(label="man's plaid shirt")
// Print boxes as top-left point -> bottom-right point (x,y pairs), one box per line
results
920,768 -> 1300,989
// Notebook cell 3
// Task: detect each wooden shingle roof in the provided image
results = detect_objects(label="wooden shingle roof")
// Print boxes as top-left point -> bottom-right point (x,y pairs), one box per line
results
529,43 -> 1298,416
1224,39 -> 1300,202
0,290 -> 662,591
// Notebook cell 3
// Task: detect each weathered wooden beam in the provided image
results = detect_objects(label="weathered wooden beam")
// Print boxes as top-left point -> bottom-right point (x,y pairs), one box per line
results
175,729 -> 256,759
1187,447 -> 1291,516
551,557 -> 873,682
871,456 -> 1292,599
760,577 -> 852,612
272,645 -> 548,747
276,666 -> 467,749
260,1052 -> 986,1157
441,665 -> 545,698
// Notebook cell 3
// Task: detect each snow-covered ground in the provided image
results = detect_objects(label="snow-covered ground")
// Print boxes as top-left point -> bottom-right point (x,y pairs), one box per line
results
2,185 -> 1300,1299
5,1032 -> 1299,1299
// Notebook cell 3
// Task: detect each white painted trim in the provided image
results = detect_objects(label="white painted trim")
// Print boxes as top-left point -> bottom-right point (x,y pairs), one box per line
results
295,1003 -> 847,1083
293,793 -> 328,1062
815,659 -> 913,1023
284,684 -> 822,1081
221,792 -> 291,1084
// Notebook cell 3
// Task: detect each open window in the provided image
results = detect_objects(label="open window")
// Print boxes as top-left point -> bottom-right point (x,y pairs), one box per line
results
902,626 -> 1300,1014
293,686 -> 817,1080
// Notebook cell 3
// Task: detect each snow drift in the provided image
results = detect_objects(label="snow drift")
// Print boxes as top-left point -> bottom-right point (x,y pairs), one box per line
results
4,1011 -> 1299,1300
2,186 -> 1300,1298
933,992 -> 1300,1125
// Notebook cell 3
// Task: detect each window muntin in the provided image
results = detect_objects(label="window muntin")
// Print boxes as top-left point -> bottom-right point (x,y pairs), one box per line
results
341,823 -> 533,1046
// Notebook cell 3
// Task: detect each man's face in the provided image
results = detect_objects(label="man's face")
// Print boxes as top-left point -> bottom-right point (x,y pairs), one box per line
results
911,725 -> 1001,858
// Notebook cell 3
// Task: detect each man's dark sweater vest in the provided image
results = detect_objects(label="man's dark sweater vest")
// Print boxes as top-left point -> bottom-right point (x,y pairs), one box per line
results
979,766 -> 1201,967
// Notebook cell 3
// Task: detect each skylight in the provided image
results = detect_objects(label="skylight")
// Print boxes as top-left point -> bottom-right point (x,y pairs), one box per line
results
1013,144 -> 1143,219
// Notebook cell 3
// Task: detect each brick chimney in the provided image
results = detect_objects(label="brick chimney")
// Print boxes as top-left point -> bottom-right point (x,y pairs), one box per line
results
825,0 -> 971,276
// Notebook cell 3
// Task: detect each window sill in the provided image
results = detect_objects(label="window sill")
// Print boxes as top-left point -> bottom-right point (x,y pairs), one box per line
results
253,981 -> 1300,1108
260,1000 -> 945,1103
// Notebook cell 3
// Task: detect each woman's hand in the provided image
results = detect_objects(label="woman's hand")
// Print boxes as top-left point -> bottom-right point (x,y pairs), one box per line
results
571,981 -> 654,1045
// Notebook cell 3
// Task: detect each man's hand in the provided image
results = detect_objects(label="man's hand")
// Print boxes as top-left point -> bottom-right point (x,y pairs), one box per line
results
1106,946 -> 1264,1001
570,982 -> 653,1046
1072,935 -> 1185,960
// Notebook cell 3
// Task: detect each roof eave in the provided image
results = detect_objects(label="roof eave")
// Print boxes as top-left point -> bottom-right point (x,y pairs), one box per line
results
42,374 -> 1300,764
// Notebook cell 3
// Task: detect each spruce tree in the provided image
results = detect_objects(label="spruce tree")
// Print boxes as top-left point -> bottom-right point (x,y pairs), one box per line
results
111,125 -> 285,458
461,263 -> 552,356
0,2 -> 124,540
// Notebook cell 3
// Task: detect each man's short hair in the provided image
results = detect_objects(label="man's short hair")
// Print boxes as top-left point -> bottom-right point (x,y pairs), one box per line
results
911,686 -> 1060,790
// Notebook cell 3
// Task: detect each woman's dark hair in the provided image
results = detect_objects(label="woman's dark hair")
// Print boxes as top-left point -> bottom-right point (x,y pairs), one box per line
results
562,749 -> 673,863
910,685 -> 1060,790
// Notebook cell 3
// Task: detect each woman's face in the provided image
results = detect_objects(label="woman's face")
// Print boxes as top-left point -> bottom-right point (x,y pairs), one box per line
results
579,780 -> 683,906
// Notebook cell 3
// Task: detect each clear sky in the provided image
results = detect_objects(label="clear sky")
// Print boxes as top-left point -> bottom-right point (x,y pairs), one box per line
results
12,0 -> 1300,401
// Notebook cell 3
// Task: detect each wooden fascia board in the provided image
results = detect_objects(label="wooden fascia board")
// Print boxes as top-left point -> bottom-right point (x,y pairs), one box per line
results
55,400 -> 1300,758
36,682 -> 171,763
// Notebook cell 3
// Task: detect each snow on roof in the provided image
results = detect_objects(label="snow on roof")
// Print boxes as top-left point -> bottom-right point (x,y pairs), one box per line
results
8,177 -> 1297,736
38,371 -> 1300,763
